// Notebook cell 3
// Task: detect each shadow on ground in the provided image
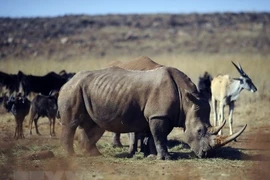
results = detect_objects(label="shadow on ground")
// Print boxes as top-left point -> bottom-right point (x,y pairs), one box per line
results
207,146 -> 270,161
113,139 -> 270,161
168,139 -> 270,161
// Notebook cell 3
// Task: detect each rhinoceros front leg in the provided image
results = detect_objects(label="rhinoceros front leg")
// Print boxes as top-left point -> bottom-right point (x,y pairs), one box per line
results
149,118 -> 172,160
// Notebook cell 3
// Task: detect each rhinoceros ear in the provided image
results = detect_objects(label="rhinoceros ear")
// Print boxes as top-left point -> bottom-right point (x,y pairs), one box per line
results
184,89 -> 200,105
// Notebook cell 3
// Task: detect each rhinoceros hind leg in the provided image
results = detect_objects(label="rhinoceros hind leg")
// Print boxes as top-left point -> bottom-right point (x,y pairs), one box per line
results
83,123 -> 105,156
61,124 -> 77,156
77,129 -> 90,151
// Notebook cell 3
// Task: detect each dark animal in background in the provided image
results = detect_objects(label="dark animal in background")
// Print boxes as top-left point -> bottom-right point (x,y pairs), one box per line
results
0,93 -> 8,105
4,93 -> 31,139
59,70 -> 76,81
0,71 -> 22,96
29,90 -> 59,137
198,71 -> 212,101
18,71 -> 67,96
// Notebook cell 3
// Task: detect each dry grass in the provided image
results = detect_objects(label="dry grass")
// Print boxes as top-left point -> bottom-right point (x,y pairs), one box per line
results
2,53 -> 270,97
1,53 -> 270,179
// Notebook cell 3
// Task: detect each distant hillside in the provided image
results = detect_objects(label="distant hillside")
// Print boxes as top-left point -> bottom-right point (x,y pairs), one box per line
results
1,12 -> 270,60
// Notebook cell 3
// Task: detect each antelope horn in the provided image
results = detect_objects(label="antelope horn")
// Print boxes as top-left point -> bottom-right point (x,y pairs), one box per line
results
237,62 -> 243,72
237,62 -> 247,76
232,61 -> 243,75
212,124 -> 247,148
207,120 -> 226,135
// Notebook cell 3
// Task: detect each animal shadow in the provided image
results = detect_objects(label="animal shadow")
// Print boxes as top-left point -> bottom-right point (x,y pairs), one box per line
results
206,146 -> 244,160
114,152 -> 134,158
167,139 -> 264,161
170,146 -> 248,160
113,139 -> 268,161
206,146 -> 270,161
167,139 -> 190,149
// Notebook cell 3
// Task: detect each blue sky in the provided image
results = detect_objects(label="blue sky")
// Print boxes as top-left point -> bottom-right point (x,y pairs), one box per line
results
1,0 -> 270,17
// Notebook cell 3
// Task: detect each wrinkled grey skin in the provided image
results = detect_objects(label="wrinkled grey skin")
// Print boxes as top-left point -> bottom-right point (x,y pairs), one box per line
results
106,56 -> 162,153
58,66 -> 240,159
82,56 -> 162,155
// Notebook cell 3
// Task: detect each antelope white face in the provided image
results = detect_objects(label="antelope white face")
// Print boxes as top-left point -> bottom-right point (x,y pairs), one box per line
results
232,61 -> 257,93
240,76 -> 257,93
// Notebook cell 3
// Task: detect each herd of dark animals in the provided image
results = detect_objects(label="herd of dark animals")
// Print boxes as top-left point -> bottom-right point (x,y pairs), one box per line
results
0,59 -> 255,158
0,70 -> 75,139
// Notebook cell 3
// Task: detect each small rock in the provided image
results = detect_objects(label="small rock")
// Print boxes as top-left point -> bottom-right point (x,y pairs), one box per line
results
60,37 -> 68,44
20,150 -> 55,160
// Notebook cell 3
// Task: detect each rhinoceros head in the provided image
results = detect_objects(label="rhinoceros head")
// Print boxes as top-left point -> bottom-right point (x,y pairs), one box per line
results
183,91 -> 246,158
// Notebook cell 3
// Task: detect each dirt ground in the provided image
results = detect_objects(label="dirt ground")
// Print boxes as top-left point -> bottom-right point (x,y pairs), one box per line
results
0,96 -> 270,180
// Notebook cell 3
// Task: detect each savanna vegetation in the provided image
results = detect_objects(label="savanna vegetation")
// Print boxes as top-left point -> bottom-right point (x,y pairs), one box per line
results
0,13 -> 270,179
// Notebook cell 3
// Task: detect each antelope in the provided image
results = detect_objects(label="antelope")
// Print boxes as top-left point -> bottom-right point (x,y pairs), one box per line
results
211,61 -> 257,135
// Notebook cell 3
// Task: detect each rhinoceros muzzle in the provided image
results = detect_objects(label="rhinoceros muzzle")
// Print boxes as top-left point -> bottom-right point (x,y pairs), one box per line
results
196,150 -> 208,158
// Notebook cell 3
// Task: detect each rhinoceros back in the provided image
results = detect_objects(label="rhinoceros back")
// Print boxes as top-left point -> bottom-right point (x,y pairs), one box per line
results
79,67 -> 177,132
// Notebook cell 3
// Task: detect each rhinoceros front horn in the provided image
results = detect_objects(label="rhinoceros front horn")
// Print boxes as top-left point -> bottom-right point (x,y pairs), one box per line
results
212,124 -> 247,148
207,120 -> 226,135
